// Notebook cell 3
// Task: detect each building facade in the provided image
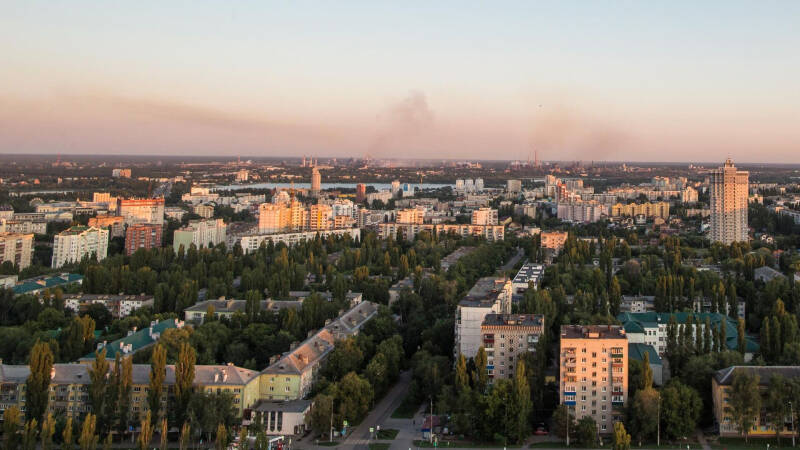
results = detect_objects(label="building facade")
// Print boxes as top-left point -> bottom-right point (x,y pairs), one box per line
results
710,159 -> 749,244
88,215 -> 125,238
52,226 -> 109,268
125,224 -> 163,255
0,232 -> 34,269
481,314 -> 544,381
559,325 -> 628,433
173,219 -> 227,251
454,278 -> 513,359
118,198 -> 165,226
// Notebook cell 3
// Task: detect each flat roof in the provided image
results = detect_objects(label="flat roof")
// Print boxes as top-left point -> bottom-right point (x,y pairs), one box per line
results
482,314 -> 544,327
561,325 -> 626,340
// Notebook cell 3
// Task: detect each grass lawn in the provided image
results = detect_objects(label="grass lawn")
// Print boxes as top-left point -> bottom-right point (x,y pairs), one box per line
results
529,441 -> 702,449
710,436 -> 796,450
369,444 -> 391,450
391,395 -> 421,418
413,440 -> 523,448
377,429 -> 399,440
317,441 -> 340,447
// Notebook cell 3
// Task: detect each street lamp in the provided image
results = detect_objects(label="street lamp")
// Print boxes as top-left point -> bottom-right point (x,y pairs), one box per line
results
790,401 -> 795,447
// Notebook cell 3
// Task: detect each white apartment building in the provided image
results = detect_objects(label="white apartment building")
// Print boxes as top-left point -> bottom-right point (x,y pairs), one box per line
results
0,232 -> 34,269
237,228 -> 361,253
52,226 -> 109,268
173,219 -> 227,251
507,179 -> 522,193
557,201 -> 606,223
710,159 -> 749,244
454,278 -> 513,359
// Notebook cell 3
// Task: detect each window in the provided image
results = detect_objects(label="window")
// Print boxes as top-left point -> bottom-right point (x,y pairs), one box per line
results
284,387 -> 290,392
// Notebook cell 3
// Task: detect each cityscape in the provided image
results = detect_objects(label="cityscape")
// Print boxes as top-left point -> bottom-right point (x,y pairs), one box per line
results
2,2 -> 800,450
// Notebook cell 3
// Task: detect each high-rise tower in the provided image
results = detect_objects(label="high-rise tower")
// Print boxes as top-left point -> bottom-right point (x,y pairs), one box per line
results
710,158 -> 749,244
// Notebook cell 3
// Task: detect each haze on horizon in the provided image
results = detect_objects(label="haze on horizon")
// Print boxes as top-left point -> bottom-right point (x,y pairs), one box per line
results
1,1 -> 799,163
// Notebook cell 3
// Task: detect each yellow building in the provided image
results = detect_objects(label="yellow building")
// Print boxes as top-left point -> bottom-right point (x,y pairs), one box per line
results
610,202 -> 670,219
712,366 -> 800,437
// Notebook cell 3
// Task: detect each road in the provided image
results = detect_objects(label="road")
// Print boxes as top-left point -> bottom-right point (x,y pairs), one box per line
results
498,247 -> 524,273
296,371 -> 413,450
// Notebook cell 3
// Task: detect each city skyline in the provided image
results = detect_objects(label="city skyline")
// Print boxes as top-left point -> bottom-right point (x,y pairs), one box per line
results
2,1 -> 800,162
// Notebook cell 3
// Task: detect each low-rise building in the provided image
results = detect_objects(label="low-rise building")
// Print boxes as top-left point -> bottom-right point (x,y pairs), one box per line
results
511,262 -> 545,295
80,318 -> 184,362
712,366 -> 800,437
237,228 -> 360,254
628,343 -> 663,385
541,231 -> 568,252
185,298 -> 302,323
63,294 -> 154,319
559,325 -> 628,433
481,314 -> 544,381
11,273 -> 83,296
0,218 -> 47,235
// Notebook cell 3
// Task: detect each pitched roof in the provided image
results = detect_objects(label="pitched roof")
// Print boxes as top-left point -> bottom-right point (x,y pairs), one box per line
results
714,366 -> 800,386
628,343 -> 662,365
12,273 -> 84,296
80,319 -> 182,361
617,312 -> 759,353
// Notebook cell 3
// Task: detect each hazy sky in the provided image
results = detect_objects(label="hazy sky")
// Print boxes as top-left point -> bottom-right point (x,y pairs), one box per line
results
1,1 -> 799,162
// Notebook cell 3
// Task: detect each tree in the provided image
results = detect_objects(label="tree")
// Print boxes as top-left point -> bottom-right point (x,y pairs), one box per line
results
551,405 -> 575,439
149,344 -> 167,419
472,346 -> 488,392
42,413 -> 56,450
117,354 -> 133,434
102,434 -> 112,450
61,417 -> 75,450
88,348 -> 109,428
138,411 -> 154,450
244,289 -> 261,322
455,353 -> 469,392
576,416 -> 597,448
22,419 -> 38,450
308,393 -> 336,437
660,380 -> 702,439
612,422 -> 631,450
160,417 -> 169,450
641,351 -> 653,389
3,406 -> 21,449
334,372 -> 374,424
180,422 -> 191,450
766,375 -> 790,445
215,423 -> 228,450
737,318 -> 746,355
511,361 -> 532,443
609,276 -> 622,316
79,413 -> 99,450
25,340 -> 54,423
174,342 -> 196,425
729,371 -> 761,443
631,387 -> 659,442
703,317 -> 712,354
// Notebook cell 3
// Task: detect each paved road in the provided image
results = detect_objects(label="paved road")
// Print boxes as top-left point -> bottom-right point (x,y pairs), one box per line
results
296,371 -> 413,450
498,247 -> 524,273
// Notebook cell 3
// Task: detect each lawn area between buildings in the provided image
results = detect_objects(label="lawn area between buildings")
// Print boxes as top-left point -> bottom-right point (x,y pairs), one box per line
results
377,428 -> 400,439
710,436 -> 798,450
369,444 -> 392,450
391,395 -> 421,418
414,440 -> 523,448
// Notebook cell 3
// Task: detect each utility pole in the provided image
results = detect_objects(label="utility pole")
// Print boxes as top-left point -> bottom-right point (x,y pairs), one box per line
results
791,401 -> 795,447
329,398 -> 334,442
566,405 -> 570,447
429,396 -> 434,444
657,392 -> 661,447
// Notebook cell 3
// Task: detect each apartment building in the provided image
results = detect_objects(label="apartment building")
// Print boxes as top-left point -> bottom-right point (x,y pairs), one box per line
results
610,202 -> 670,219
260,301 -> 378,401
88,215 -> 125,238
557,201 -> 607,223
0,232 -> 34,269
377,223 -> 504,242
511,262 -> 545,295
63,294 -> 154,319
559,325 -> 628,433
173,219 -> 226,251
125,223 -> 163,255
455,278 -> 513,359
712,366 -> 800,437
51,226 -> 109,268
541,231 -> 568,251
471,207 -> 499,225
0,218 -> 47,235
118,198 -> 165,226
710,159 -> 749,244
237,228 -> 361,254
481,314 -> 544,381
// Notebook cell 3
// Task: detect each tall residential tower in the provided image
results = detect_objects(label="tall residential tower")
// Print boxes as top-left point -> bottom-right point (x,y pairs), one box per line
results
710,159 -> 749,244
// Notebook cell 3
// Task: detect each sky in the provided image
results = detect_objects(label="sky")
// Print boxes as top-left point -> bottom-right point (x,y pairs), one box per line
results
1,1 -> 799,163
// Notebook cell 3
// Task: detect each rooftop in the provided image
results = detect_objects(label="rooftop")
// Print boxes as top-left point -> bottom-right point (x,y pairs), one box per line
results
80,318 -> 182,361
12,273 -> 84,296
482,313 -> 544,328
628,343 -> 662,365
512,262 -> 545,284
714,366 -> 800,386
253,399 -> 312,413
561,325 -> 626,340
459,277 -> 509,307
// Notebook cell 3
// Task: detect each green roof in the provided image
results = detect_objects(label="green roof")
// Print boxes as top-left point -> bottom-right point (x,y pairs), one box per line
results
617,311 -> 759,353
628,343 -> 662,365
12,273 -> 84,296
80,319 -> 180,361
